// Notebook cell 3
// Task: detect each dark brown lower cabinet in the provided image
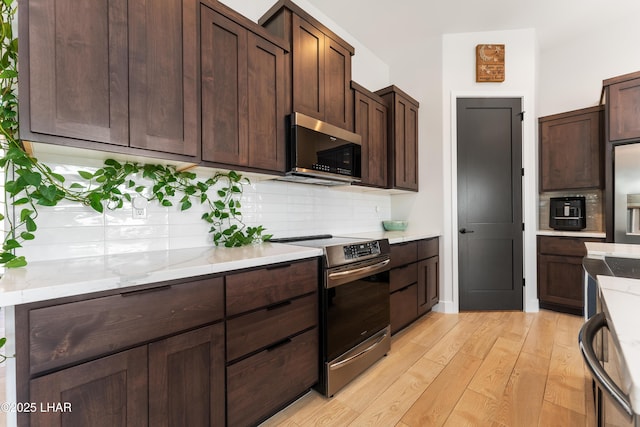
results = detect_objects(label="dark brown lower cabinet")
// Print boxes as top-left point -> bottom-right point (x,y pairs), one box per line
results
227,328 -> 318,427
28,324 -> 226,427
537,235 -> 604,315
418,256 -> 439,315
149,324 -> 225,427
390,283 -> 418,333
30,347 -> 149,427
389,238 -> 439,334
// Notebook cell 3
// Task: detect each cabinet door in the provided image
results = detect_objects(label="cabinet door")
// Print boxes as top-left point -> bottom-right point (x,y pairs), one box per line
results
247,32 -> 287,172
149,324 -> 225,427
393,95 -> 419,191
538,254 -> 584,314
227,328 -> 318,427
390,284 -> 418,334
30,347 -> 148,427
25,0 -> 128,145
324,37 -> 353,130
539,108 -> 602,191
417,256 -> 439,315
291,14 -> 325,121
201,6 -> 249,166
354,90 -> 388,187
129,0 -> 198,156
608,78 -> 640,142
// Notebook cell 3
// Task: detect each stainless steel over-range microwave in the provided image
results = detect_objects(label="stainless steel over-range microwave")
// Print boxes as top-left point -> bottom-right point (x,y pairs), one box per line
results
278,112 -> 362,186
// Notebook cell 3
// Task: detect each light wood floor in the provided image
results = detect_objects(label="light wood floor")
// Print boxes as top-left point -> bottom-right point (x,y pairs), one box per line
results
262,310 -> 595,427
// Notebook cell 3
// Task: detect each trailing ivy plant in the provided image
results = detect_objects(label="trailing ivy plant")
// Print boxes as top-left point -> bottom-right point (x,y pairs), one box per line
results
0,0 -> 270,273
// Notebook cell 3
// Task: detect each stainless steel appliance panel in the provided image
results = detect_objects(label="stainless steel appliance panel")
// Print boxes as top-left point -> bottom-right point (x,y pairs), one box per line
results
614,143 -> 640,244
579,312 -> 638,426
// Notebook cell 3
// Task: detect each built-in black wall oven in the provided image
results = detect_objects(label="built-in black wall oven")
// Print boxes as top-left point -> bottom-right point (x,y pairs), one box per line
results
272,235 -> 391,397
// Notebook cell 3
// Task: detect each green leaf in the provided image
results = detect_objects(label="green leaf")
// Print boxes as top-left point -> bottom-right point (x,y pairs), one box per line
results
22,171 -> 42,186
20,231 -> 35,240
25,216 -> 37,232
69,183 -> 85,189
20,208 -> 33,222
38,185 -> 58,202
181,200 -> 192,211
104,158 -> 121,168
213,200 -> 225,210
50,172 -> 65,183
3,239 -> 21,250
78,170 -> 94,180
161,200 -> 172,207
231,185 -> 241,193
12,197 -> 29,205
5,256 -> 27,268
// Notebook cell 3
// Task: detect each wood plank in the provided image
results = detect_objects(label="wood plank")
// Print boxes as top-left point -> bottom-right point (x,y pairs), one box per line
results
423,316 -> 482,366
544,342 -> 587,415
467,337 -> 522,401
494,350 -> 549,427
401,351 -> 483,426
521,310 -> 558,359
444,389 -> 501,427
538,400 -> 587,427
349,357 -> 443,426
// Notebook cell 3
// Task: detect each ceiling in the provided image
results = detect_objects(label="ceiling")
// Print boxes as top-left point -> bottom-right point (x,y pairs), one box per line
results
303,0 -> 640,64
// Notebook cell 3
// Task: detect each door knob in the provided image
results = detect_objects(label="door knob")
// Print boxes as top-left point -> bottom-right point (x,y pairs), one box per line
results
459,228 -> 475,234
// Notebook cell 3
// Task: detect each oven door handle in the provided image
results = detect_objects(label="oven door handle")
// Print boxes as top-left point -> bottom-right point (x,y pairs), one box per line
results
328,259 -> 390,284
579,312 -> 634,417
329,329 -> 389,370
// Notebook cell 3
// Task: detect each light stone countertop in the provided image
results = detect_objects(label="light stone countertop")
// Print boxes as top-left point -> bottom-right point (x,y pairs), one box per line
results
537,229 -> 606,239
339,230 -> 441,245
0,243 -> 322,308
585,242 -> 640,259
597,275 -> 640,415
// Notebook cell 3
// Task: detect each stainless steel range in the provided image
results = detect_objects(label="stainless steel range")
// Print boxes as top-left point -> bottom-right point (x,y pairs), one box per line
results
271,235 -> 391,397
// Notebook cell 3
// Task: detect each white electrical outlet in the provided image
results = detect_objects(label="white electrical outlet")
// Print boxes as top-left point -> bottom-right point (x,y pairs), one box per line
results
132,197 -> 148,219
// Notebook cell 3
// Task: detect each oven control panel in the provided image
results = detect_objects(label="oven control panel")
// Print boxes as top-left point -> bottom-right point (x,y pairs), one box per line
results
343,241 -> 381,260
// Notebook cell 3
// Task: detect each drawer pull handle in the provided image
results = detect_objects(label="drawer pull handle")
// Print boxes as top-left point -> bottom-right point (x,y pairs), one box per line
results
266,263 -> 292,271
266,338 -> 292,352
120,285 -> 172,297
266,300 -> 292,311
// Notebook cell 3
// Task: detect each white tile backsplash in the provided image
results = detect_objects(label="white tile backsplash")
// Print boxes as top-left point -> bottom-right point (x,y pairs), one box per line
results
12,160 -> 392,262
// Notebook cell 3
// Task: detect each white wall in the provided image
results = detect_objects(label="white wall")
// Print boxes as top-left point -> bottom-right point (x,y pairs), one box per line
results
538,13 -> 640,116
440,29 -> 540,313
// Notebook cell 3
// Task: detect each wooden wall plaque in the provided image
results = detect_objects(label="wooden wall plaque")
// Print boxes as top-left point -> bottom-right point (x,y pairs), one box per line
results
476,44 -> 505,82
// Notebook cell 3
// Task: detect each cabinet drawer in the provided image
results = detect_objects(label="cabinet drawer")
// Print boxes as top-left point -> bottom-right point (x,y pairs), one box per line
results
226,259 -> 318,316
389,242 -> 417,269
538,236 -> 602,257
390,263 -> 417,292
29,277 -> 224,375
227,328 -> 318,427
418,237 -> 439,260
390,284 -> 418,334
227,293 -> 317,361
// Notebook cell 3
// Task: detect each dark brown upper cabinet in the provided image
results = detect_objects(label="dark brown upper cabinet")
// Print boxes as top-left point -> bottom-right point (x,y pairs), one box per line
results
259,0 -> 355,131
375,85 -> 420,191
19,0 -> 199,161
352,82 -> 388,188
538,106 -> 604,192
604,70 -> 640,143
200,2 -> 289,174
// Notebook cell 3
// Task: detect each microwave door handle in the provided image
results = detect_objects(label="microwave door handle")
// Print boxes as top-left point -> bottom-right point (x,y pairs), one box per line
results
579,312 -> 634,417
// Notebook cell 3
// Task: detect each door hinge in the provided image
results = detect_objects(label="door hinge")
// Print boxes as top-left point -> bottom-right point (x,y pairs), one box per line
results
522,278 -> 526,287
522,223 -> 525,231
518,111 -> 525,121
521,168 -> 524,176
